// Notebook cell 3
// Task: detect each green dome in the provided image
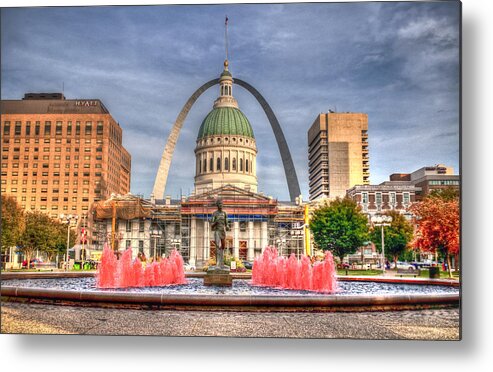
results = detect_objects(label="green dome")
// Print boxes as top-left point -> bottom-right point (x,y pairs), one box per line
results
197,107 -> 254,139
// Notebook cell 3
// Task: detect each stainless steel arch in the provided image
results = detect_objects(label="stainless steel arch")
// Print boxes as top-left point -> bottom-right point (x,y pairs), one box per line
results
152,78 -> 301,202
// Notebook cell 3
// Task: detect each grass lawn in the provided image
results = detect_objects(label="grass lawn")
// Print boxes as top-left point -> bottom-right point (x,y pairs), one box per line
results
337,269 -> 383,276
418,268 -> 460,279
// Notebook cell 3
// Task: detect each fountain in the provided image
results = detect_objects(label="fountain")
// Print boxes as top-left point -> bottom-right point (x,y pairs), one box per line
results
1,244 -> 459,312
252,247 -> 337,293
97,244 -> 186,288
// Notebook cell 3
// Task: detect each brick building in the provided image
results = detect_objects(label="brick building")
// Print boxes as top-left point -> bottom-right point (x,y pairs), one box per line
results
346,184 -> 418,217
1,93 -> 131,222
387,164 -> 460,200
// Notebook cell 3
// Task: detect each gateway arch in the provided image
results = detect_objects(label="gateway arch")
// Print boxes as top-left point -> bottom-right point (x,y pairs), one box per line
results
152,78 -> 301,202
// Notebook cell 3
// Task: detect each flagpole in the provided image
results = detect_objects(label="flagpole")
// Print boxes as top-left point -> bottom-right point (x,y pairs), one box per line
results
225,16 -> 229,61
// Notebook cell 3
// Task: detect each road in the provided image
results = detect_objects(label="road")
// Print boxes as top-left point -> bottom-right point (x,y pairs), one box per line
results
1,302 -> 460,340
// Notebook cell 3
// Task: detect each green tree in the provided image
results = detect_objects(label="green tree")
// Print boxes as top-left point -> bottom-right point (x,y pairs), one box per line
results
309,198 -> 369,263
428,187 -> 460,202
370,210 -> 414,269
1,195 -> 25,265
48,220 -> 76,264
18,211 -> 73,268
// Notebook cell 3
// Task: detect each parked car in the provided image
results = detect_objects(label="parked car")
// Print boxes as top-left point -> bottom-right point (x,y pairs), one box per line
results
242,261 -> 253,270
338,262 -> 350,269
410,261 -> 427,270
184,263 -> 195,271
391,261 -> 417,271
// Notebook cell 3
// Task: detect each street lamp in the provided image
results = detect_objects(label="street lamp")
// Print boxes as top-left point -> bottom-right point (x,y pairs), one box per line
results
371,215 -> 392,275
276,238 -> 286,257
151,227 -> 162,261
60,214 -> 79,271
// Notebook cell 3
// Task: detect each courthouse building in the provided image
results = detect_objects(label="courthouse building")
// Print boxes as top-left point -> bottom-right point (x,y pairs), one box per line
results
91,61 -> 306,266
1,93 -> 131,223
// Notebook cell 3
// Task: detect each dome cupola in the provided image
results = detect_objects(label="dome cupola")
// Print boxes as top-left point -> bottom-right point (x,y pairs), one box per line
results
193,59 -> 258,195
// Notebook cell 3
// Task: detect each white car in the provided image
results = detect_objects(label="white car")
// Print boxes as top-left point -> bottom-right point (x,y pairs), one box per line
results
391,261 -> 417,271
184,263 -> 196,271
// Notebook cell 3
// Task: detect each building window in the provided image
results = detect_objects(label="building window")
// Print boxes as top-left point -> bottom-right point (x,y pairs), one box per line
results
56,121 -> 62,135
139,220 -> 145,232
362,192 -> 368,204
76,122 -> 81,135
403,192 -> 410,204
97,121 -> 103,135
209,158 -> 213,173
15,122 -> 21,136
85,122 -> 92,135
240,158 -> 243,172
44,121 -> 51,135
246,159 -> 249,173
35,122 -> 40,135
3,121 -> 11,135
217,157 -> 221,171
224,157 -> 229,171
126,220 -> 132,232
138,240 -> 144,253
67,121 -> 72,135
390,192 -> 396,205
376,192 -> 382,205
126,240 -> 131,249
203,159 -> 207,172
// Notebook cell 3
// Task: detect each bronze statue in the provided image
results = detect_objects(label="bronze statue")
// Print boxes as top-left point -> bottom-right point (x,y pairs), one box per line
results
210,198 -> 230,270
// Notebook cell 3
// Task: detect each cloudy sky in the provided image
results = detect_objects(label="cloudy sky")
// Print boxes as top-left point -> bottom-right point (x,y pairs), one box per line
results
1,1 -> 460,201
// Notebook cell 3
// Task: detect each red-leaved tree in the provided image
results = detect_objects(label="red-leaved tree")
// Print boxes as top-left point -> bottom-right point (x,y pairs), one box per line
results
410,196 -> 459,278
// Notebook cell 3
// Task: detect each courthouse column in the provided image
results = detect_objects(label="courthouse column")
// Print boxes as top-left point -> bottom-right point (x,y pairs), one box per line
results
203,220 -> 210,261
189,217 -> 196,266
233,221 -> 239,258
260,221 -> 268,253
248,221 -> 254,260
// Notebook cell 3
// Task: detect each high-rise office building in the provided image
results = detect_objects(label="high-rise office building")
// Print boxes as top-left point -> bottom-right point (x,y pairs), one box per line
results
1,93 -> 131,219
308,112 -> 369,200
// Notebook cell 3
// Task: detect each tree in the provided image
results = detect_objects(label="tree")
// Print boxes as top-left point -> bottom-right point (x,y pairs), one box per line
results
369,210 -> 414,269
43,219 -> 76,261
18,211 -> 73,269
1,195 -> 25,265
309,198 -> 369,263
410,195 -> 459,278
428,187 -> 460,202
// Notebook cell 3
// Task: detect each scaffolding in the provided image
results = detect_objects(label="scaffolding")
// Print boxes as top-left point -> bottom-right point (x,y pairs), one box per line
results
89,186 -> 307,266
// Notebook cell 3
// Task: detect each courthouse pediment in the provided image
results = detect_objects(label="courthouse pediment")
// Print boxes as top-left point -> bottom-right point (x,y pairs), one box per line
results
189,184 -> 274,203
183,184 -> 277,216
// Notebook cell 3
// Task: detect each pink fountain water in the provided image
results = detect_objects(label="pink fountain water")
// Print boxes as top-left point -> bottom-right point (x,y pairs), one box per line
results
97,244 -> 187,288
251,246 -> 337,293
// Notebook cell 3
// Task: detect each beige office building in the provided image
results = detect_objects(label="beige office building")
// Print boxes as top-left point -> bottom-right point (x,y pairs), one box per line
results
308,112 -> 369,200
1,93 -> 131,222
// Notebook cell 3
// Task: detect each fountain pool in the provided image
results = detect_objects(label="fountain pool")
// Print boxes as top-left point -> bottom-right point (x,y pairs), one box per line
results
1,274 -> 459,312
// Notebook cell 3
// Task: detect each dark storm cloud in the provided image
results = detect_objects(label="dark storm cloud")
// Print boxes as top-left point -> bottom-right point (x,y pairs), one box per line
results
1,2 -> 460,200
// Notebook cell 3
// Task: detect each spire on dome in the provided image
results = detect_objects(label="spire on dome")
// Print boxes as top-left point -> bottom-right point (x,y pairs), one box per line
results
225,15 -> 229,64
214,16 -> 237,109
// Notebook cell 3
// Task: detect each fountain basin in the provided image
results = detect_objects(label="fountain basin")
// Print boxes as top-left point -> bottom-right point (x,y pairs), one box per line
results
1,273 -> 459,312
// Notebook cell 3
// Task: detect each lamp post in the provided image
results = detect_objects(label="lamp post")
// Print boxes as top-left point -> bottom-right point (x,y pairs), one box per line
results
151,227 -> 162,261
276,238 -> 286,257
371,215 -> 392,275
171,238 -> 181,257
60,214 -> 79,271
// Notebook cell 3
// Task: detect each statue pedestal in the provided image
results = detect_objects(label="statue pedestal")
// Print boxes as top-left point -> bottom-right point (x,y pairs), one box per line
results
204,267 -> 233,287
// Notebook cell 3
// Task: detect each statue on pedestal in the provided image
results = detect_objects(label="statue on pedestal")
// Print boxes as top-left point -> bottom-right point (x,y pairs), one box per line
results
210,198 -> 230,271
